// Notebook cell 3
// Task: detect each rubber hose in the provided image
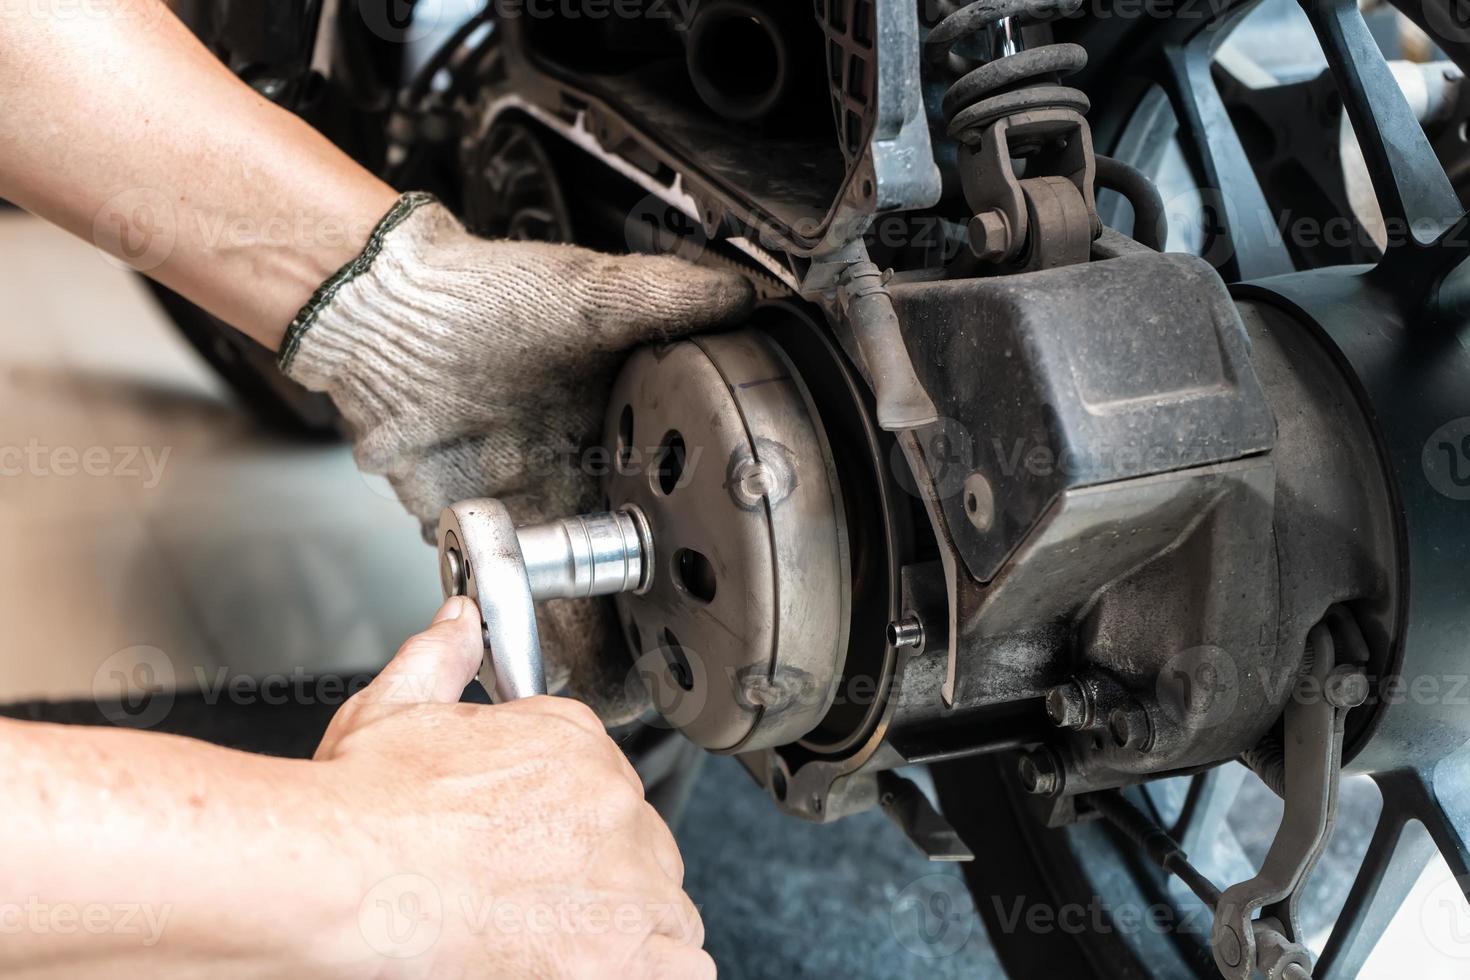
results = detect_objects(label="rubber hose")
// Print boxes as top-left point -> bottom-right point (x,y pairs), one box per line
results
1095,154 -> 1168,252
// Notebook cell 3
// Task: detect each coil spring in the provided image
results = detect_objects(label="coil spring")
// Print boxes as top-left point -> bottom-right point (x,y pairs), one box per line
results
931,0 -> 1091,148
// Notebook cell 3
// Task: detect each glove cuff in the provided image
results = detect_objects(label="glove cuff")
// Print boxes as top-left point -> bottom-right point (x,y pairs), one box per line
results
277,190 -> 439,376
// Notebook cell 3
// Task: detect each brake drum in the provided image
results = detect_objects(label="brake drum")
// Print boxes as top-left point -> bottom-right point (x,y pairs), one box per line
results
603,331 -> 850,753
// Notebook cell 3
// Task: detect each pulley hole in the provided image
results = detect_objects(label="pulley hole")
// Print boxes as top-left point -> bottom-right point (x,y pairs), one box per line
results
771,767 -> 788,802
616,404 -> 635,473
673,548 -> 717,603
659,628 -> 695,692
652,430 -> 688,495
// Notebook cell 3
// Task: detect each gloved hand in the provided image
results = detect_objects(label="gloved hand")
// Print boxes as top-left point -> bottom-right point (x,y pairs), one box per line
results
280,192 -> 754,724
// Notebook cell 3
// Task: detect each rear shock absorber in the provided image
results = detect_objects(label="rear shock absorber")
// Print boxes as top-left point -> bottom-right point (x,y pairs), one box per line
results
929,0 -> 1101,269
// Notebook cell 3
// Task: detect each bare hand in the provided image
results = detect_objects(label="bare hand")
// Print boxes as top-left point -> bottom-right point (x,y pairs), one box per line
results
311,597 -> 712,979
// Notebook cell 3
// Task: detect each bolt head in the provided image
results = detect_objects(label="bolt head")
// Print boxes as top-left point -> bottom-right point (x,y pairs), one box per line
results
1215,923 -> 1244,968
1017,750 -> 1060,795
1109,708 -> 1152,750
1109,708 -> 1132,747
1045,681 -> 1089,728
968,210 -> 1012,263
1324,666 -> 1369,709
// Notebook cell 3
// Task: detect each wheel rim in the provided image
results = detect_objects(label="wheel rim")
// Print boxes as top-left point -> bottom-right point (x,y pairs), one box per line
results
942,3 -> 1470,976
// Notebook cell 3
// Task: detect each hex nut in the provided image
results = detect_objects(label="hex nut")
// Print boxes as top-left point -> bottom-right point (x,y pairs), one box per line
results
968,209 -> 1013,263
1045,681 -> 1090,729
1017,749 -> 1060,796
1324,666 -> 1369,709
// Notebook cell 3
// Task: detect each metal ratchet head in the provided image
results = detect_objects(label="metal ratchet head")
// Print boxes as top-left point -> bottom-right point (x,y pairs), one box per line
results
437,499 -> 547,702
437,499 -> 651,703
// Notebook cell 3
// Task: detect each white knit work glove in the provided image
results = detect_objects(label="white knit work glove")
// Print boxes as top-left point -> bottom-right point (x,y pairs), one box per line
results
278,193 -> 754,723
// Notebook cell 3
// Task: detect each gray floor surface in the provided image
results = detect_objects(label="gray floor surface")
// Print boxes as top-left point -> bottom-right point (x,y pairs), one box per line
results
678,757 -> 1002,979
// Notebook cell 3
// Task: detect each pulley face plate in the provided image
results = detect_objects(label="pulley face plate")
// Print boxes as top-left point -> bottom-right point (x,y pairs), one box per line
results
603,331 -> 849,753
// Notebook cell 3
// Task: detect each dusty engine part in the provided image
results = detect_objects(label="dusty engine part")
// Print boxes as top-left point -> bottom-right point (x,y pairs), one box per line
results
602,329 -> 850,754
932,0 -> 1100,270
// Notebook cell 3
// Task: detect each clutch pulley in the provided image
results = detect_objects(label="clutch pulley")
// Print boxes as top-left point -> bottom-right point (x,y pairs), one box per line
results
603,330 -> 851,753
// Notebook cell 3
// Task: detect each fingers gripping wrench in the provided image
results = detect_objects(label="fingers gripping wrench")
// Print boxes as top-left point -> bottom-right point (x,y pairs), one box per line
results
437,499 -> 652,702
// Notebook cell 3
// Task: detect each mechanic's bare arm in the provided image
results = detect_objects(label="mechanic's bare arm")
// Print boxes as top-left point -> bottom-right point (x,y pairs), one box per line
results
1,597 -> 711,978
0,3 -> 751,722
0,1 -> 397,348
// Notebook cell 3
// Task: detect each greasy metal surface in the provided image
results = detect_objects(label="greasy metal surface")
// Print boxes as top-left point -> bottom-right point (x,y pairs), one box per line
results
604,331 -> 849,753
994,458 -> 1280,786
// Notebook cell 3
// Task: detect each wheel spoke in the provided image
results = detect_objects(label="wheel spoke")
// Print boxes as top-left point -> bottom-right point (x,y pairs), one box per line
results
1298,0 -> 1462,248
1157,37 -> 1295,281
1412,755 -> 1470,884
1318,756 -> 1470,977
1374,209 -> 1470,324
1315,803 -> 1437,978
